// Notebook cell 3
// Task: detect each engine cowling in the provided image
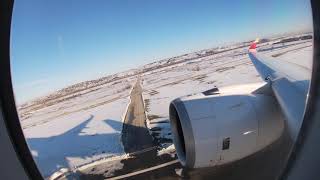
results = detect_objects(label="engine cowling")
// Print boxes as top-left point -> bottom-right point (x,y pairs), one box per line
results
169,83 -> 284,168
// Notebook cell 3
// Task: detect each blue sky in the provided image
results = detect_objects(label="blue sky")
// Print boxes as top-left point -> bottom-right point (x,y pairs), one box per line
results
11,0 -> 312,104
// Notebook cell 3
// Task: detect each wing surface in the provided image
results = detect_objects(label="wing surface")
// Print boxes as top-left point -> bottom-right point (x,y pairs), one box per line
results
248,43 -> 311,141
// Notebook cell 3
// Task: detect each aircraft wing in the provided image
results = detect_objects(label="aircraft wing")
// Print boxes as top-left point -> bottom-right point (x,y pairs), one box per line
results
169,40 -> 313,169
248,43 -> 311,141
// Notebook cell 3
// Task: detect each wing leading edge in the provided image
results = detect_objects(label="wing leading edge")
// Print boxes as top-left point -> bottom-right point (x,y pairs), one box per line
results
248,42 -> 311,141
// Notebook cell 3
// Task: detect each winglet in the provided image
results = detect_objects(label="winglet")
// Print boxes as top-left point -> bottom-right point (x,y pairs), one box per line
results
249,38 -> 259,52
249,42 -> 257,50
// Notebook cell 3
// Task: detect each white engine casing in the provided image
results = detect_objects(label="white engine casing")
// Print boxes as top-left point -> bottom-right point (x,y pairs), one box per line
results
169,83 -> 284,168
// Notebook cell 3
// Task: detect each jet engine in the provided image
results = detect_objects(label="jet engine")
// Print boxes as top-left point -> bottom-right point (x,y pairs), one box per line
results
169,83 -> 284,168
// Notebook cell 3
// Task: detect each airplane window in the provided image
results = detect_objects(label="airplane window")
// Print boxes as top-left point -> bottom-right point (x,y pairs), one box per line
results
10,1 -> 313,179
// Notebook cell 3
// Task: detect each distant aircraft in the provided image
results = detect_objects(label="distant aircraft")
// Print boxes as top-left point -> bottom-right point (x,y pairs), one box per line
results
169,39 -> 310,168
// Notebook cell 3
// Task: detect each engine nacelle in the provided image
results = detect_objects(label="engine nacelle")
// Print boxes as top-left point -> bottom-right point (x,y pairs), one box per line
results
169,83 -> 284,168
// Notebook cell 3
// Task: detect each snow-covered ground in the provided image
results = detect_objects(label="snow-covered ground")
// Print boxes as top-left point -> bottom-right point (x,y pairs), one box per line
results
20,77 -> 136,177
141,38 -> 313,147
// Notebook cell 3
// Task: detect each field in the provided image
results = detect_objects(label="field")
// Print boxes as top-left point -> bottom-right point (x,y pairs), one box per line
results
19,77 -> 136,176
